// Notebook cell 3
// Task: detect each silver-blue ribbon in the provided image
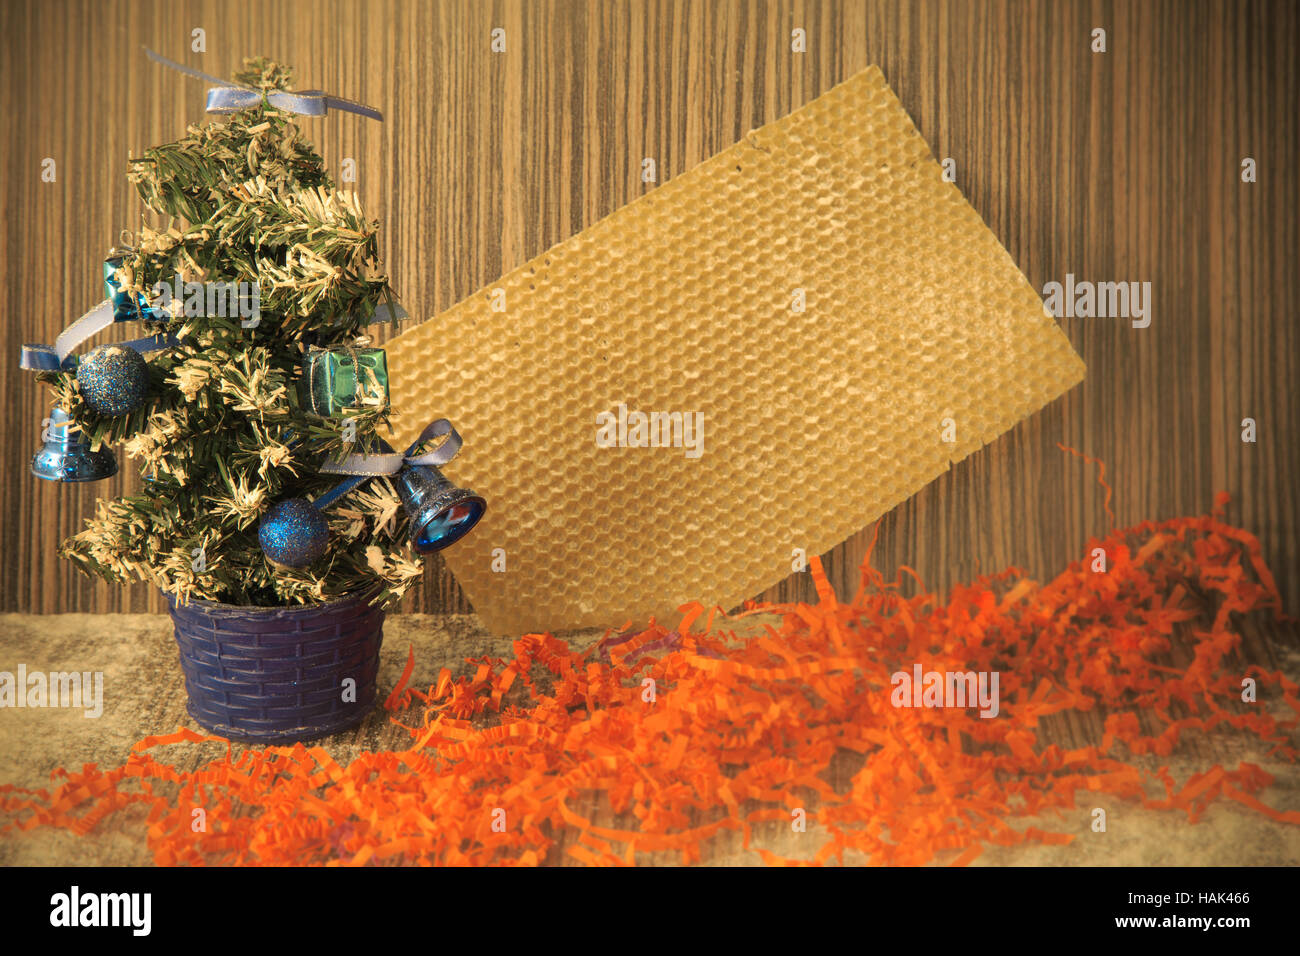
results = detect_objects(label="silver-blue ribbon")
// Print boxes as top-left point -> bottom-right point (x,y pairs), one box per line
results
320,418 -> 462,477
21,297 -> 405,372
19,299 -> 180,372
312,419 -> 464,510
346,303 -> 407,325
145,48 -> 383,122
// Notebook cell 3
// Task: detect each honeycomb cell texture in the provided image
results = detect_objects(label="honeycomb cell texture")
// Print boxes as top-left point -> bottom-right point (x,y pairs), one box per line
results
385,66 -> 1086,635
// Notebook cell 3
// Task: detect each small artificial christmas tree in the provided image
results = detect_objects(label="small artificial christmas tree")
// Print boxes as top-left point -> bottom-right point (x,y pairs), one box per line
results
38,57 -> 435,610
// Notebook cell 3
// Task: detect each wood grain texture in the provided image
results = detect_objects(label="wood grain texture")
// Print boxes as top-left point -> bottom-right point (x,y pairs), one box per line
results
1,0 -> 1296,619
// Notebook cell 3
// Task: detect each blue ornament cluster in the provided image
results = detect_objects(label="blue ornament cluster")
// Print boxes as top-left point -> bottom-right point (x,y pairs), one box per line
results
258,498 -> 329,568
76,345 -> 149,416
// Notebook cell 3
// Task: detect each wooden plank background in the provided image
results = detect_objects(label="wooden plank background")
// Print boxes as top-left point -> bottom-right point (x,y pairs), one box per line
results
1,0 -> 1296,620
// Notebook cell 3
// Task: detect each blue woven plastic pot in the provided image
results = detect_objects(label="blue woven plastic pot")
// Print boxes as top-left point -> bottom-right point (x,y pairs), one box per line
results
166,590 -> 386,743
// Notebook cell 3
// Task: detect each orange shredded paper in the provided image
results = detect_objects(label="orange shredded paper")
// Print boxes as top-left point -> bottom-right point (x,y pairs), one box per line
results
2,492 -> 1297,865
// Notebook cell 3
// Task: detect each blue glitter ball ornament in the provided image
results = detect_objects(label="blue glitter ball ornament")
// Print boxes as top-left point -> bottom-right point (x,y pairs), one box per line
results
258,498 -> 329,568
76,345 -> 149,416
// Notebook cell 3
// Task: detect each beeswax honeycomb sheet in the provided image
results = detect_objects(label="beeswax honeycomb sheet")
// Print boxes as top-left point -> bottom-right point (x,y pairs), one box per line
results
385,66 -> 1086,635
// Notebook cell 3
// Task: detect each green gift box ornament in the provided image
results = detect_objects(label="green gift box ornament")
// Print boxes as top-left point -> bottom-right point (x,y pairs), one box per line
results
300,345 -> 390,416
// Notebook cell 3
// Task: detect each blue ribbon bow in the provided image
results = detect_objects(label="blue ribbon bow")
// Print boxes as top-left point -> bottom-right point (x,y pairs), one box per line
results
313,419 -> 464,510
20,254 -> 180,372
19,300 -> 180,372
145,48 -> 383,122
